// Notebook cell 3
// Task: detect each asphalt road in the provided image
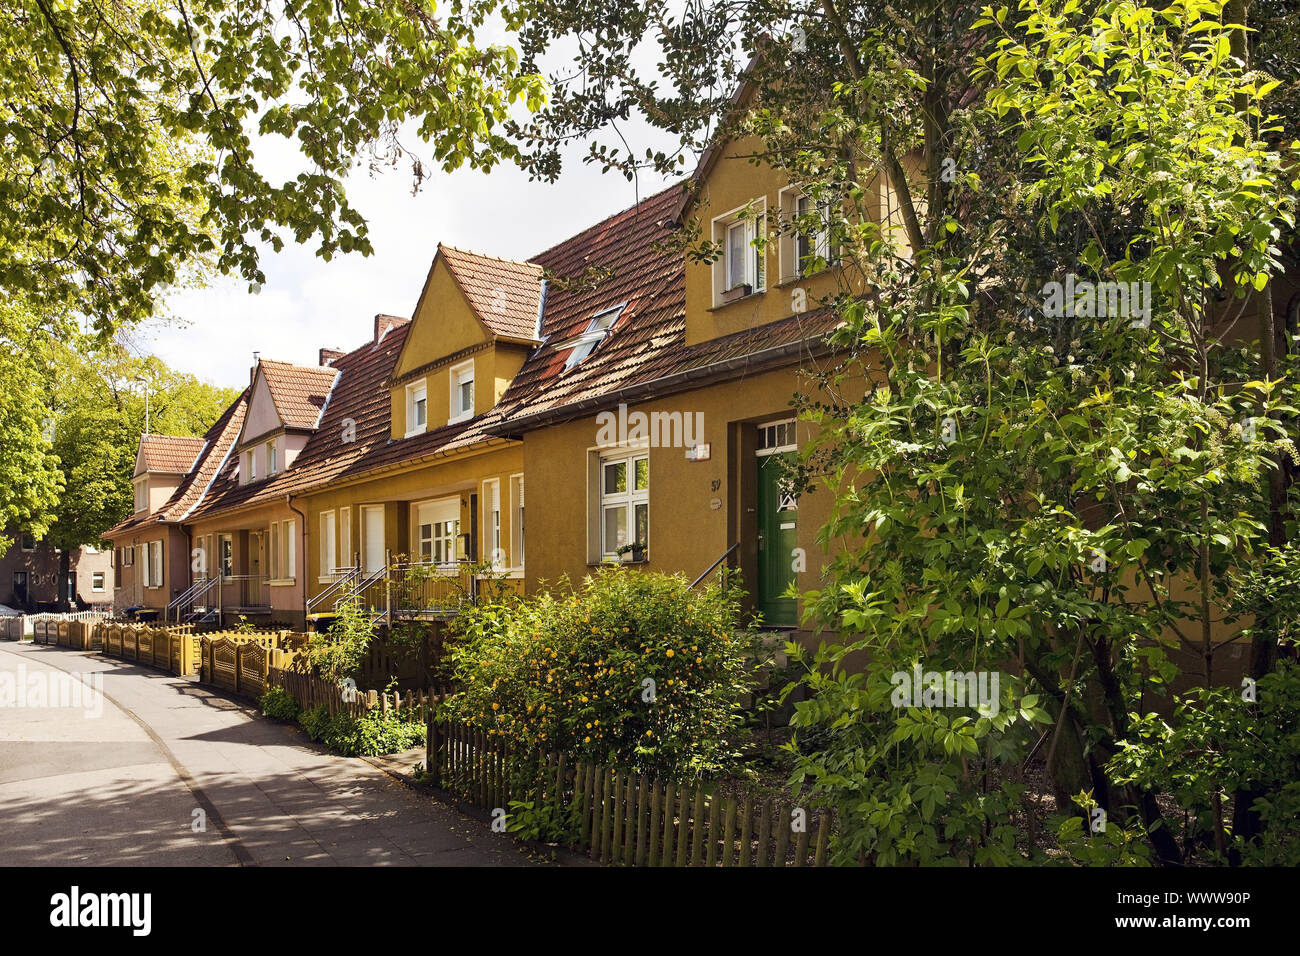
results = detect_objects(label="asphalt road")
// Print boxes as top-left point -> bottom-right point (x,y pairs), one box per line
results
0,641 -> 543,867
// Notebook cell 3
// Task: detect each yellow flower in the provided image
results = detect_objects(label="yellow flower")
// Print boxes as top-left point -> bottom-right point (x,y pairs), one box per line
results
491,702 -> 499,711
666,649 -> 674,658
584,736 -> 591,743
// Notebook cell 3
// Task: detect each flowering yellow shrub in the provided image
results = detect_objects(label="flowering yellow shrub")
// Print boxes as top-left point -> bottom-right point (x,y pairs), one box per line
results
441,568 -> 755,780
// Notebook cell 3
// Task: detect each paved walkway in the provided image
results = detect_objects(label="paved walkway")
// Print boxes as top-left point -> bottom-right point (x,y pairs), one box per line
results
0,641 -> 545,866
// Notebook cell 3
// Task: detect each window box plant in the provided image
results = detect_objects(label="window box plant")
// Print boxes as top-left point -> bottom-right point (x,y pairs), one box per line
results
721,283 -> 752,304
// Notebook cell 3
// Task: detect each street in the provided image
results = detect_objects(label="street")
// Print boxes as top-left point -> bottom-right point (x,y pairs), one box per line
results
0,642 -> 542,867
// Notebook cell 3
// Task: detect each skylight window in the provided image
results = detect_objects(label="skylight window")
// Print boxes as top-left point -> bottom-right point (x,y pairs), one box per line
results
563,304 -> 626,370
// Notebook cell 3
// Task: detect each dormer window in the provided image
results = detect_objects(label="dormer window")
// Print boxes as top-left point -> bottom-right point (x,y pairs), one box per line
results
406,381 -> 427,437
712,199 -> 766,306
133,478 -> 148,513
562,304 -> 626,370
266,439 -> 278,476
449,360 -> 474,424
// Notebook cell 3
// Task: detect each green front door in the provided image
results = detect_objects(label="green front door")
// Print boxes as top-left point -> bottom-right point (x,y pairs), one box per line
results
757,452 -> 798,627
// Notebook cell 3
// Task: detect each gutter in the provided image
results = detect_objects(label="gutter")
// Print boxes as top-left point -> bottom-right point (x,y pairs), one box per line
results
287,493 -> 308,622
484,330 -> 839,437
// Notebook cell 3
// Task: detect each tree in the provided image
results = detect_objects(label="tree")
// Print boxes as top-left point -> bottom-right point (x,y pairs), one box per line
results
502,0 -> 1299,863
42,340 -> 240,607
0,302 -> 63,557
3,0 -> 547,535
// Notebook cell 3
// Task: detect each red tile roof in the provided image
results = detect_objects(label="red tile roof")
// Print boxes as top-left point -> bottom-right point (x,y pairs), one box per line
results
186,325 -> 507,522
258,360 -> 339,430
135,434 -> 206,476
439,244 -> 543,341
106,392 -> 248,536
175,182 -> 844,523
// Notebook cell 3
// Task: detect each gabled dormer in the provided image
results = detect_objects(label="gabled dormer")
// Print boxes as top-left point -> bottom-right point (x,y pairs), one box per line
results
390,244 -> 543,439
235,358 -> 339,485
678,74 -> 910,347
132,434 -> 206,515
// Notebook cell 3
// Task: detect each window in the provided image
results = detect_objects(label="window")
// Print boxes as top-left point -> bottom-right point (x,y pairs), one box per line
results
361,505 -> 385,574
563,305 -> 626,370
133,479 -> 148,513
406,381 -> 428,436
449,360 -> 475,423
92,572 -> 105,592
218,534 -> 233,578
779,187 -> 836,282
339,507 -> 352,570
483,479 -> 502,568
145,540 -> 164,588
509,474 -> 525,568
20,532 -> 36,550
270,519 -> 295,581
245,449 -> 258,483
122,545 -> 134,568
266,440 -> 278,476
415,499 -> 459,565
713,200 -> 766,304
320,510 -> 337,577
757,418 -> 798,455
598,453 -> 648,560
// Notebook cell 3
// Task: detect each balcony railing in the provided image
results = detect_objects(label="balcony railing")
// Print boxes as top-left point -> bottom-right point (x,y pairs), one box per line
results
214,575 -> 271,612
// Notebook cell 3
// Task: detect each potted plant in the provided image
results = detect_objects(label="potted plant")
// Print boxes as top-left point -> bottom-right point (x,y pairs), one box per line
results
617,542 -> 648,563
721,283 -> 752,304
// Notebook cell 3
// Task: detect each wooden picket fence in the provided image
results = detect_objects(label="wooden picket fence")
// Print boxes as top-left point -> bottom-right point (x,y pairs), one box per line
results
198,632 -> 306,700
425,719 -> 832,867
96,622 -> 202,676
268,665 -> 439,720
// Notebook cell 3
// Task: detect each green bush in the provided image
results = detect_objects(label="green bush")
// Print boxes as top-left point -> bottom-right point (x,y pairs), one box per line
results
296,704 -> 426,757
259,686 -> 301,721
441,567 -> 755,781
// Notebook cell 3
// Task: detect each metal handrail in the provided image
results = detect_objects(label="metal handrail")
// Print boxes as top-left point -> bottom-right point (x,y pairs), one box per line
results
167,575 -> 218,621
690,542 -> 739,589
306,565 -> 361,614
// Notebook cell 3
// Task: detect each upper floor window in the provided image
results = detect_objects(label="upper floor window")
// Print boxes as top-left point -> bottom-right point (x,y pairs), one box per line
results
779,187 -> 836,282
406,381 -> 427,437
712,199 -> 766,306
20,532 -> 37,550
133,479 -> 148,513
266,439 -> 278,476
449,360 -> 475,424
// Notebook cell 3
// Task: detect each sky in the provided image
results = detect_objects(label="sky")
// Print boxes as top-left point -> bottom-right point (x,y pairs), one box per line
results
141,24 -> 697,392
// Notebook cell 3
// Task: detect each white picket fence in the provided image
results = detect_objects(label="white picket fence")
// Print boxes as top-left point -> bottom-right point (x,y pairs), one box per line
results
0,610 -> 112,641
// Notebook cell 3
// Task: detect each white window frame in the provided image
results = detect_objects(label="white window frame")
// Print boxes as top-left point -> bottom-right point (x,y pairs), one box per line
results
266,439 -> 278,476
562,304 -> 627,370
122,545 -> 134,568
482,479 -> 502,569
405,381 -> 428,437
319,510 -> 337,580
509,474 -> 525,570
756,418 -> 799,457
133,478 -> 148,513
269,519 -> 296,583
778,186 -> 835,283
413,498 -> 459,567
449,360 -> 475,424
592,448 -> 649,561
712,198 -> 767,306
145,540 -> 164,589
92,572 -> 105,592
338,507 -> 352,571
218,534 -> 233,579
361,505 -> 385,574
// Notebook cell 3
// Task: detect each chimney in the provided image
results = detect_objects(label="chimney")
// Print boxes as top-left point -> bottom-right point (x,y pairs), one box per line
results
374,314 -> 408,344
319,347 -> 345,367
